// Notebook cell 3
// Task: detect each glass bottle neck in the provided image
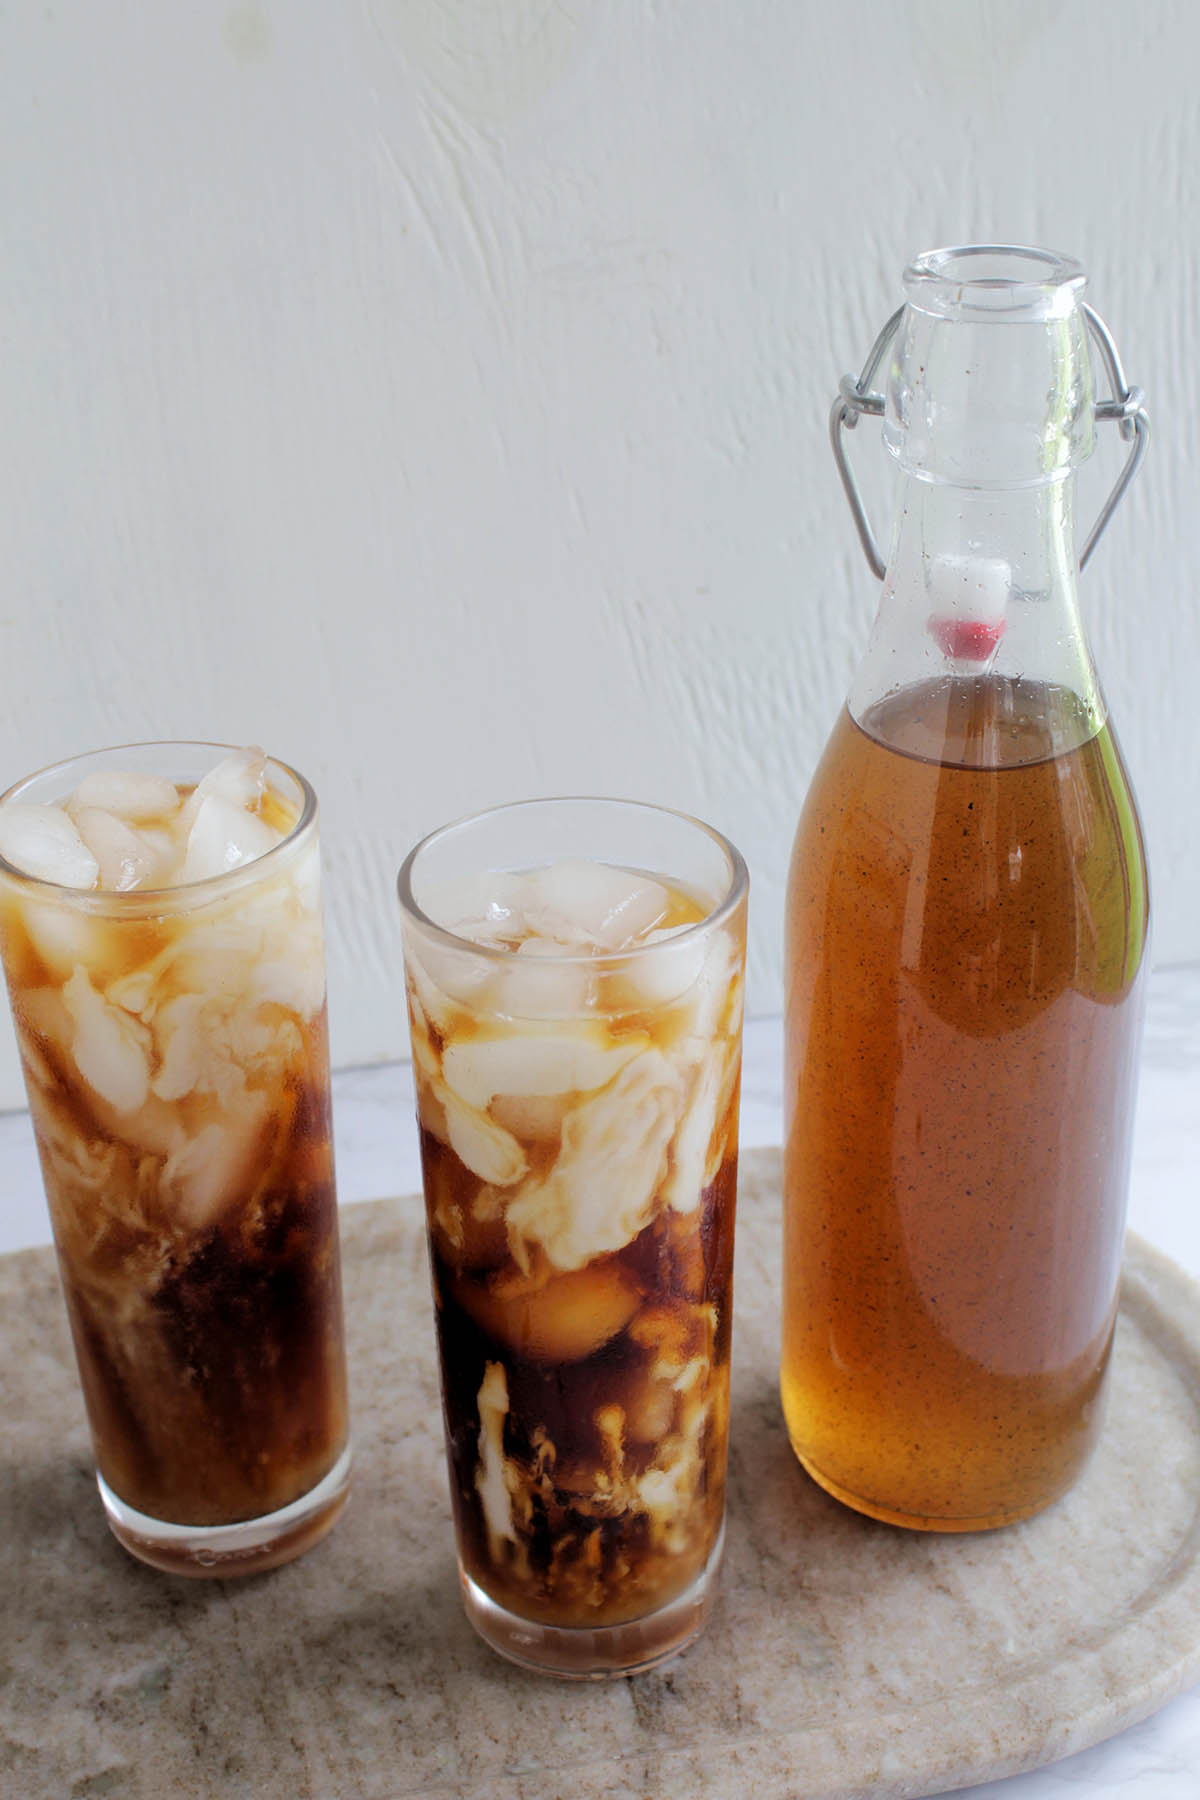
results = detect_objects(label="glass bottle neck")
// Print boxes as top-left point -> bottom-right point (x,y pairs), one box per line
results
848,474 -> 1105,770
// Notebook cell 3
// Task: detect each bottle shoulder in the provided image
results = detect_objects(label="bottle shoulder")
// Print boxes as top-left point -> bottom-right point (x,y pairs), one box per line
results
852,674 -> 1105,770
786,677 -> 1148,1008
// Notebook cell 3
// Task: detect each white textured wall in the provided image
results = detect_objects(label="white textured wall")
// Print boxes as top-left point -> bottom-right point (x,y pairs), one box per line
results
2,1 -> 1198,1108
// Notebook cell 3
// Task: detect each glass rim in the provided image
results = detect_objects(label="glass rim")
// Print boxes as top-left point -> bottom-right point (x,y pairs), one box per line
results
0,739 -> 317,908
903,243 -> 1088,321
396,794 -> 749,966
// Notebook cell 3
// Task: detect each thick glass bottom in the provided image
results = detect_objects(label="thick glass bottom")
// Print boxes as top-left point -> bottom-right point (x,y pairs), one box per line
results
98,1442 -> 352,1576
459,1521 -> 725,1679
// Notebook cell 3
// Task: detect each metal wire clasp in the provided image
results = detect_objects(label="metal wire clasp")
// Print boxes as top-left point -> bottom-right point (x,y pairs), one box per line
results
830,304 -> 1150,580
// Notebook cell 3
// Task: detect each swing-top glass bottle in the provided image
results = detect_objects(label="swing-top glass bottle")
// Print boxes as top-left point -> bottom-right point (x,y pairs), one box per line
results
782,246 -> 1150,1530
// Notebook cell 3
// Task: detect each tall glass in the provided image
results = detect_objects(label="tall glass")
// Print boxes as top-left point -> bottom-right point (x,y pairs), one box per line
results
0,743 -> 351,1574
398,798 -> 748,1677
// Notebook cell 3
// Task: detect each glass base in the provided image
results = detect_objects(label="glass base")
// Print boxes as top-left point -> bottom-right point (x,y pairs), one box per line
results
98,1443 -> 352,1577
459,1521 -> 725,1679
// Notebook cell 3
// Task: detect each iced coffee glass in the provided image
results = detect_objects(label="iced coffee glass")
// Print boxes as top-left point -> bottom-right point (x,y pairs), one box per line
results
0,743 -> 351,1575
398,798 -> 748,1677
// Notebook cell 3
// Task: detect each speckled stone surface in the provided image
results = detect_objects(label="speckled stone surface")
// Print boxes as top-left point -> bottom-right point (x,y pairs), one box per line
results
4,1147 -> 1200,1800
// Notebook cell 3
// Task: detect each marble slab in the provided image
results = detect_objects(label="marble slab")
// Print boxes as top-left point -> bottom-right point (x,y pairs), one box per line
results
4,1147 -> 1200,1800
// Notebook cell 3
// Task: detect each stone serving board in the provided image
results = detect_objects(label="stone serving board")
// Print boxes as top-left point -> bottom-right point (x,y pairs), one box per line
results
4,1147 -> 1200,1800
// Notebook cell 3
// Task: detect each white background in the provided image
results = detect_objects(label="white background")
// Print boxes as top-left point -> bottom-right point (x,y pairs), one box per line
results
2,0 -> 1199,1106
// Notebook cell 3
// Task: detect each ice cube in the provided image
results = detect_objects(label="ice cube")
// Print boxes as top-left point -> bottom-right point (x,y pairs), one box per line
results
62,966 -> 152,1114
504,1048 -> 683,1271
248,951 -> 326,1021
442,1086 -> 529,1186
423,871 -> 529,942
670,928 -> 739,1044
493,938 -> 592,1021
524,859 -> 670,951
67,770 -> 179,823
404,937 -> 493,1030
149,993 -> 212,1101
455,1262 -> 642,1363
171,910 -> 269,984
151,987 -> 299,1108
441,1025 -> 647,1111
183,793 -> 282,883
609,924 -> 708,1011
0,804 -> 99,889
161,1095 -> 270,1230
103,945 -> 176,1020
175,747 -> 267,840
489,1091 -> 569,1144
72,807 -> 164,892
228,1012 -> 303,1086
661,1055 -> 725,1214
195,747 -> 268,812
19,903 -> 113,982
411,983 -> 527,1190
141,828 -> 184,886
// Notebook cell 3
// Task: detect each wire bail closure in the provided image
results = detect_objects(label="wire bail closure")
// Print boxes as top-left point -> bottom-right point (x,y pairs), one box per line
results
830,304 -> 1150,580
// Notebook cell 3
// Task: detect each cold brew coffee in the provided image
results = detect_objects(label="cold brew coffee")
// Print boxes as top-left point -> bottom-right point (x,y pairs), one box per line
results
399,799 -> 747,1676
0,744 -> 350,1573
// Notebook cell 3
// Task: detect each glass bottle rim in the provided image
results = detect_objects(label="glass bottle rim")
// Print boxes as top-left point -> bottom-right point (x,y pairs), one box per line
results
903,244 -> 1088,322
